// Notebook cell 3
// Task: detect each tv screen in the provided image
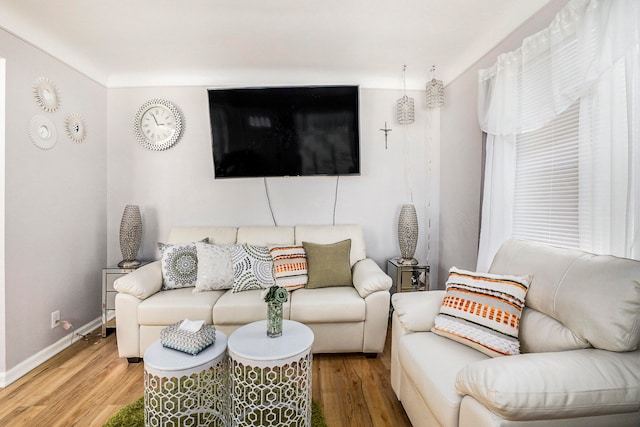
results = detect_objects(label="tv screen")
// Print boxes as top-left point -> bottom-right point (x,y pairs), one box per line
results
208,85 -> 360,178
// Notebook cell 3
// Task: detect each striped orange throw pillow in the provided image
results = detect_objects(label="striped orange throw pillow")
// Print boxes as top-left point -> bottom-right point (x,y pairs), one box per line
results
268,244 -> 308,291
432,267 -> 531,357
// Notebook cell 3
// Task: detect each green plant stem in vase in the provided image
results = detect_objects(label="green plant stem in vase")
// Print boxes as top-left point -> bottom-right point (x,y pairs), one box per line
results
263,285 -> 288,338
267,301 -> 283,338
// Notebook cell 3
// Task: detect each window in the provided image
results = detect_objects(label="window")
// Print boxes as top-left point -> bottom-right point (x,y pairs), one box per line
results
512,102 -> 580,248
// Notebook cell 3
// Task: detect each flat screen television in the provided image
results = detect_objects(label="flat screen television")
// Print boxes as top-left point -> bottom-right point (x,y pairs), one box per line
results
207,85 -> 360,178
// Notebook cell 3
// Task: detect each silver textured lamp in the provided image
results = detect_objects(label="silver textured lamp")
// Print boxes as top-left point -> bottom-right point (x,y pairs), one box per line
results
425,65 -> 444,108
397,65 -> 415,125
118,205 -> 142,268
397,204 -> 419,265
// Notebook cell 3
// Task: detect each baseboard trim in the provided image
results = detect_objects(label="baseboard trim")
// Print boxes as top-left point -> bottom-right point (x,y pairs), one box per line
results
0,317 -> 102,388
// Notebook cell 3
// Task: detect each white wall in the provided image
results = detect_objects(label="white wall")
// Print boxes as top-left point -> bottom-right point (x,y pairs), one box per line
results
436,0 -> 569,288
0,0 -> 569,378
107,87 -> 434,271
0,29 -> 107,373
0,57 -> 6,372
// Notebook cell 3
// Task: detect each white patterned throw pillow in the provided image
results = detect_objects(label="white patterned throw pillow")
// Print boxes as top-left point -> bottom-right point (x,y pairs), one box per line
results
194,242 -> 234,292
158,238 -> 208,290
432,267 -> 531,357
229,244 -> 275,292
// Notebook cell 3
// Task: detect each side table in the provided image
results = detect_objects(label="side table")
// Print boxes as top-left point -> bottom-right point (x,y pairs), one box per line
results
144,332 -> 228,427
101,262 -> 148,337
387,258 -> 430,293
228,319 -> 314,427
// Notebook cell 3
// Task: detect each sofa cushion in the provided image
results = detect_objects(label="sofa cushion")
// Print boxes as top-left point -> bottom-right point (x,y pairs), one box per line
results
213,289 -> 291,325
290,287 -> 365,323
399,332 -> 489,427
490,239 -> 640,352
432,267 -> 531,357
268,244 -> 308,291
194,242 -> 234,292
158,240 -> 207,290
295,224 -> 366,266
519,307 -> 590,353
237,226 -> 295,246
138,287 -> 224,325
554,254 -> 640,352
303,239 -> 352,288
456,348 -> 640,420
229,244 -> 275,292
168,226 -> 237,245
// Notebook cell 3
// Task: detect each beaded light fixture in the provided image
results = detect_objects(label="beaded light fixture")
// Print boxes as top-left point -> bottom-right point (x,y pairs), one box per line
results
425,65 -> 444,108
396,65 -> 415,125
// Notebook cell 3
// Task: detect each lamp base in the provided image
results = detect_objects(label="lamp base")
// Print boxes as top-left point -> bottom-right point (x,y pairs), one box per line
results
118,259 -> 141,268
398,257 -> 418,265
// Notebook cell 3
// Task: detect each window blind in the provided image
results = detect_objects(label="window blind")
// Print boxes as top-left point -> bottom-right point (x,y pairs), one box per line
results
512,101 -> 580,248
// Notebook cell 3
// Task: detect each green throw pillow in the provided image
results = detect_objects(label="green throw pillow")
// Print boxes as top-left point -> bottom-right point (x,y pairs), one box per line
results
303,239 -> 352,288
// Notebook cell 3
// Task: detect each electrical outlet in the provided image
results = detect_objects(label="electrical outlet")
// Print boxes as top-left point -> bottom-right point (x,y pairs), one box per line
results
51,310 -> 60,329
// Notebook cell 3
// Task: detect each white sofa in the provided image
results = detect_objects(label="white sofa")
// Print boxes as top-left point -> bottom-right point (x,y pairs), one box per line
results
391,239 -> 640,427
114,224 -> 392,361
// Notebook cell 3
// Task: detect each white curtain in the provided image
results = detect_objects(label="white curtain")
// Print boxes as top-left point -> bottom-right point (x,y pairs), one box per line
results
477,0 -> 640,270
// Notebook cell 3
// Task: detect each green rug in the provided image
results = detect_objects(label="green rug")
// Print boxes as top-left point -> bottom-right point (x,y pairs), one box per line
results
103,396 -> 327,427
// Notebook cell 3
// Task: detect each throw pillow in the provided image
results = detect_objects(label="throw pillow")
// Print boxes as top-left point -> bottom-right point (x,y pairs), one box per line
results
268,244 -> 308,291
229,244 -> 275,292
158,238 -> 209,290
193,242 -> 234,292
303,239 -> 352,288
432,267 -> 531,357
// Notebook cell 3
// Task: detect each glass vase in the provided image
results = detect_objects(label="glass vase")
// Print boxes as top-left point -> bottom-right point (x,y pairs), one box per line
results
267,301 -> 283,338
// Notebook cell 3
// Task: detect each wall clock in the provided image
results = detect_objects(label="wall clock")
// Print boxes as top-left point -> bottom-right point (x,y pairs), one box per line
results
65,113 -> 86,143
32,77 -> 60,112
29,115 -> 57,149
133,98 -> 183,151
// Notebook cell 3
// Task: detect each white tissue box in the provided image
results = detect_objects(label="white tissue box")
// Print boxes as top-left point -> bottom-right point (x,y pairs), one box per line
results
160,320 -> 216,355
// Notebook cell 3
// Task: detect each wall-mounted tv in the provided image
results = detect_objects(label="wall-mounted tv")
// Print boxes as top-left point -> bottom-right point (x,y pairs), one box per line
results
207,85 -> 360,178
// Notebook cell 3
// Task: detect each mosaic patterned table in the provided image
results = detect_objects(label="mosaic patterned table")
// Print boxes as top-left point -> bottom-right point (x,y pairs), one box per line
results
228,320 -> 314,427
143,332 -> 228,427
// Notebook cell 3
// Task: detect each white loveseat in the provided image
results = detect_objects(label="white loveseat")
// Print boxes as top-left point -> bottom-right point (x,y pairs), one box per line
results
391,239 -> 640,427
114,224 -> 392,361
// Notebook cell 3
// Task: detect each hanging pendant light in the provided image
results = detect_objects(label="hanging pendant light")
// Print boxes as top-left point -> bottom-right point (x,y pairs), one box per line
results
397,65 -> 415,125
425,65 -> 444,108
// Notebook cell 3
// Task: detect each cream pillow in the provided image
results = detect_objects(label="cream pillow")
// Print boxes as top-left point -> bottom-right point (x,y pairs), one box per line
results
193,242 -> 234,292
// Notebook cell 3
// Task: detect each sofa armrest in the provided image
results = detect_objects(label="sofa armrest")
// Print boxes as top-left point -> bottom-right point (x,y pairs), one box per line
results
352,258 -> 392,298
456,348 -> 640,420
113,260 -> 163,300
391,290 -> 445,333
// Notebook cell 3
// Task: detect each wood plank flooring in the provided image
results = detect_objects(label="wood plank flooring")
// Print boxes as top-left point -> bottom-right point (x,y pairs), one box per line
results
0,327 -> 411,426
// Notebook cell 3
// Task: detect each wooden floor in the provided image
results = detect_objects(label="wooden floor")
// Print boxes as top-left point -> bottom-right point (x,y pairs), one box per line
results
0,327 -> 411,427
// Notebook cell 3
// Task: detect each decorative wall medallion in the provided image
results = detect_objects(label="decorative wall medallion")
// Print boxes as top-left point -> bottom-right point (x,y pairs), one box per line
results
65,113 -> 86,143
29,115 -> 57,149
134,98 -> 183,151
32,77 -> 61,112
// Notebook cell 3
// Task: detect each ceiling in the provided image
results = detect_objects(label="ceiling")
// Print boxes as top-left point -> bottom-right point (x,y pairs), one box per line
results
0,0 -> 552,89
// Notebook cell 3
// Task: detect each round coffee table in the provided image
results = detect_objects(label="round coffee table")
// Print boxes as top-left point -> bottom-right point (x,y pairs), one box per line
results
144,332 -> 228,427
228,319 -> 314,427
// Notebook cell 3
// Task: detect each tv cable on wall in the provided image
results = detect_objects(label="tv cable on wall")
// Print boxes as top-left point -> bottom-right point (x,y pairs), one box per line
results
262,176 -> 341,227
